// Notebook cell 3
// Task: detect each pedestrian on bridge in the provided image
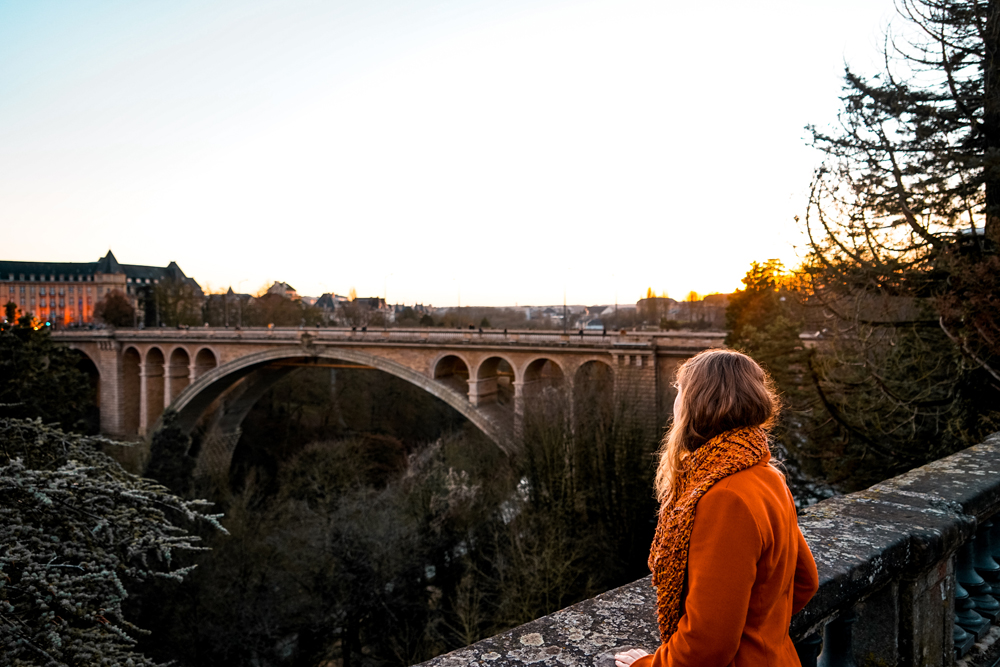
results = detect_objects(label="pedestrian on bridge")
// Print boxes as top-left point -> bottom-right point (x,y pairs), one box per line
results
615,349 -> 818,667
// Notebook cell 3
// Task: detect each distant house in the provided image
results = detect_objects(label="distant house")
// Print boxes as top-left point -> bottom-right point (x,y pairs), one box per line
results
355,296 -> 387,311
701,293 -> 731,329
600,304 -> 637,318
315,293 -> 350,311
267,281 -> 299,300
204,287 -> 254,327
636,296 -> 678,322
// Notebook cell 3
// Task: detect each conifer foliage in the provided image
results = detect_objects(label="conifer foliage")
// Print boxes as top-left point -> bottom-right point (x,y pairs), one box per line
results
0,418 -> 223,666
0,314 -> 95,433
799,0 -> 1000,486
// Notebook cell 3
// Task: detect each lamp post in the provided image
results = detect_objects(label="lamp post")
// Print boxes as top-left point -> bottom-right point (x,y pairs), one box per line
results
237,278 -> 248,328
384,273 -> 393,331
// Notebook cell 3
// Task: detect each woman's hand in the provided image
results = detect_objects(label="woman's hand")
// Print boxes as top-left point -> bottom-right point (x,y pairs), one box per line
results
614,648 -> 649,666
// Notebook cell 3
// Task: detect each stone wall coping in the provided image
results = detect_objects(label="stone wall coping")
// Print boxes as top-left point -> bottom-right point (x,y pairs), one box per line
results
416,433 -> 1000,666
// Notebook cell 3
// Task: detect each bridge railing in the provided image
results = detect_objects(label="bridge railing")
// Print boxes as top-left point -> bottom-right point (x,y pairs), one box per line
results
52,326 -> 725,351
415,432 -> 1000,667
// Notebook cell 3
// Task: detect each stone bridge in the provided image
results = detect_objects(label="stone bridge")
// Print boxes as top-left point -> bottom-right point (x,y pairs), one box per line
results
54,327 -> 724,473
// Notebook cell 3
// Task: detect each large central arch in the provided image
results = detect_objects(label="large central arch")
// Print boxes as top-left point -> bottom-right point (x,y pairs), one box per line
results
165,347 -> 510,475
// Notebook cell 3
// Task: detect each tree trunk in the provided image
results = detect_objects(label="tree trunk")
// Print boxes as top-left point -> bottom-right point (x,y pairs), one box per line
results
984,0 -> 1000,246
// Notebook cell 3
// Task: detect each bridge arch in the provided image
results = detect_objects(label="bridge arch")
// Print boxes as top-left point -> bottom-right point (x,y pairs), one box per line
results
66,347 -> 101,434
471,355 -> 517,407
573,359 -> 616,431
167,347 -> 191,403
521,356 -> 566,388
122,347 -> 141,435
144,347 -> 166,430
433,353 -> 471,397
193,347 -> 217,379
167,347 -> 508,475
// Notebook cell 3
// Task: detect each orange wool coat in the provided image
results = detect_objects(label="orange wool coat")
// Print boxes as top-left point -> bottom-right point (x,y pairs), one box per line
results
633,454 -> 819,667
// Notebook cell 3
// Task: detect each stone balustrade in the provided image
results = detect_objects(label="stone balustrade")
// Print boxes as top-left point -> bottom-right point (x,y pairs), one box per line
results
417,432 -> 1000,667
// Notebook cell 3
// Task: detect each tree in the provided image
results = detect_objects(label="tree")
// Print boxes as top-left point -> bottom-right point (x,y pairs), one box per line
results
726,263 -> 837,501
0,418 -> 222,666
0,315 -> 96,433
802,0 -> 1000,486
152,279 -> 204,327
93,289 -> 136,327
725,260 -> 793,345
145,409 -> 197,496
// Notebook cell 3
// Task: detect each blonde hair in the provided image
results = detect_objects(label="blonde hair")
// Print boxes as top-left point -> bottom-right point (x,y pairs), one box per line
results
653,349 -> 779,503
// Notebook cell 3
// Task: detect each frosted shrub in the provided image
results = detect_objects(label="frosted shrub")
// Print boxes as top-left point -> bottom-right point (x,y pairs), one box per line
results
0,418 -> 224,666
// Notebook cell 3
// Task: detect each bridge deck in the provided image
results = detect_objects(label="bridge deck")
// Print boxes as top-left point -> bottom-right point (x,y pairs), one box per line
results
53,326 -> 725,352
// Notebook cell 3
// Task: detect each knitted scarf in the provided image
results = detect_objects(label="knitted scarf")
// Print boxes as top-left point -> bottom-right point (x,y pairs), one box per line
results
647,426 -> 770,643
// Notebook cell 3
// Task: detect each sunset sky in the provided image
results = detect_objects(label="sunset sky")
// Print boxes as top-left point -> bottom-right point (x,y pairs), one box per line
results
1,0 -> 897,307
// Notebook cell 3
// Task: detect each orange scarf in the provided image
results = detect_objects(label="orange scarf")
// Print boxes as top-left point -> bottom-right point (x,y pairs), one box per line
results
648,426 -> 770,643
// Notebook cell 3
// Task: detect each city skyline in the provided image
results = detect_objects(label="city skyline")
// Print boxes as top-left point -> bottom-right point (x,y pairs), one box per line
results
2,0 -> 898,306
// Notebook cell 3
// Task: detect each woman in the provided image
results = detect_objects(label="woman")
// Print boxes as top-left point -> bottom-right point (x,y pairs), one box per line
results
615,349 -> 818,667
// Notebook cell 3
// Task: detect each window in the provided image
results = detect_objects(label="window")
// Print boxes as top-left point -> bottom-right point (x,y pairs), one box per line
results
59,288 -> 64,296
29,286 -> 35,295
39,287 -> 46,296
87,287 -> 93,295
59,299 -> 65,308
69,286 -> 74,295
19,287 -> 25,294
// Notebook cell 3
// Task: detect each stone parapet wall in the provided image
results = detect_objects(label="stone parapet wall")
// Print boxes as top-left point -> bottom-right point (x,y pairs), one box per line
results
417,432 -> 1000,667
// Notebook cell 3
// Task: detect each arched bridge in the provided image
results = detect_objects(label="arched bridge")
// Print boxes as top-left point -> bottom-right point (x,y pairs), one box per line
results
54,327 -> 724,473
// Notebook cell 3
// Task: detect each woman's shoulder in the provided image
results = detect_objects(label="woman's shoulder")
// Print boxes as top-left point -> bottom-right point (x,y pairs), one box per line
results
707,461 -> 792,508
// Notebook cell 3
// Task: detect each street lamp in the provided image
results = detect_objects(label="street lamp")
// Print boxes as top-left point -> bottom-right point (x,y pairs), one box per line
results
384,273 -> 393,331
237,278 -> 248,328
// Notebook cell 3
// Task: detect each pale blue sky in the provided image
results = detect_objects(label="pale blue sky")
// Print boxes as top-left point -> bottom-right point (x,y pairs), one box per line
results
1,0 -> 896,306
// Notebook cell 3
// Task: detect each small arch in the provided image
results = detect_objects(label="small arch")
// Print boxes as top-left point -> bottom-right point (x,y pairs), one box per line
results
434,354 -> 470,396
144,347 -> 166,431
69,349 -> 101,434
122,347 -> 141,436
194,348 -> 217,380
573,360 -> 615,431
573,359 -> 614,390
523,357 -> 565,389
167,347 -> 191,403
472,356 -> 516,407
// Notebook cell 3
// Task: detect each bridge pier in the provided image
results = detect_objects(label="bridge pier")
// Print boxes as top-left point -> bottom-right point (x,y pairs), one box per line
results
467,377 -> 498,407
165,358 -> 190,406
139,354 -> 165,436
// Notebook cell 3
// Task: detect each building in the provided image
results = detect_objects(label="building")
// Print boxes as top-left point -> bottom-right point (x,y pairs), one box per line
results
0,251 -> 202,327
266,281 -> 299,300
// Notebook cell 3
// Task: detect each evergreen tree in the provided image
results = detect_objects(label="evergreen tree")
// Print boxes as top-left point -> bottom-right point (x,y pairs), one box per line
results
0,418 -> 222,666
145,409 -> 197,496
802,0 -> 1000,485
0,314 -> 96,433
